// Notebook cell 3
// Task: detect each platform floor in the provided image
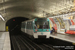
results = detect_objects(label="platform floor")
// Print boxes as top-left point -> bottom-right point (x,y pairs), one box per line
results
50,33 -> 75,43
0,32 -> 11,50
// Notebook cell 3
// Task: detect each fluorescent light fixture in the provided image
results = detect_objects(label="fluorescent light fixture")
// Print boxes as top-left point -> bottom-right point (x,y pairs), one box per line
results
0,15 -> 5,21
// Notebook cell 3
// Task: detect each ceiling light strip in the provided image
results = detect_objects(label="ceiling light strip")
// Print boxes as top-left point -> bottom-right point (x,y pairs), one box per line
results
0,15 -> 5,21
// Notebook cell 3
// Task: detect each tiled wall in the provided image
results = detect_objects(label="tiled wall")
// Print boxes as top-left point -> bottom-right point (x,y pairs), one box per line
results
0,21 -> 5,31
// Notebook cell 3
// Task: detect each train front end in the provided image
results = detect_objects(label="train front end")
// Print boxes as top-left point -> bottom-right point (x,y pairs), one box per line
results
33,18 -> 50,39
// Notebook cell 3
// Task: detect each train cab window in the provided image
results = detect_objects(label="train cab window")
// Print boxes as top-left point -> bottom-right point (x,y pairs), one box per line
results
35,21 -> 49,29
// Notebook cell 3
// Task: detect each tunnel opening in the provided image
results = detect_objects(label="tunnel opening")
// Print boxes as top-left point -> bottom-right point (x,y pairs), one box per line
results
6,17 -> 29,50
6,17 -> 29,35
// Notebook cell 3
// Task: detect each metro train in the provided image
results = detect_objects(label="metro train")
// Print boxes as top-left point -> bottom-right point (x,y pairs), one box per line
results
21,18 -> 51,39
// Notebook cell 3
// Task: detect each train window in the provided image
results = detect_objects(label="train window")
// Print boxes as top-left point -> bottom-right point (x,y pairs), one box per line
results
25,22 -> 27,29
35,21 -> 49,29
30,22 -> 32,29
25,23 -> 26,28
26,21 -> 33,29
26,22 -> 28,29
28,22 -> 29,29
28,22 -> 31,29
29,22 -> 31,29
28,21 -> 33,29
31,21 -> 33,29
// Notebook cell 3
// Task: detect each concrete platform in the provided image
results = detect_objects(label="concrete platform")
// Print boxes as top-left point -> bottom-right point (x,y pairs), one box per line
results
0,32 -> 11,50
50,33 -> 75,43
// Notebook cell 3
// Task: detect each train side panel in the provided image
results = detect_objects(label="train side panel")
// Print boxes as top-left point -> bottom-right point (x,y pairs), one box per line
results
25,20 -> 34,38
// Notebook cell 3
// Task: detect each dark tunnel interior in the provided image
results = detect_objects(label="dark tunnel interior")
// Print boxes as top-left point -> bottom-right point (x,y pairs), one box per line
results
6,17 -> 29,35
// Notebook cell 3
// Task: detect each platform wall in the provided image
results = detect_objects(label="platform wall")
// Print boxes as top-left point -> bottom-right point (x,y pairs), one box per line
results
0,21 -> 5,31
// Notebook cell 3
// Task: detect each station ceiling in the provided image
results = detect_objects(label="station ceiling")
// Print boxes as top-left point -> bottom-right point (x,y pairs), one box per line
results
0,0 -> 74,21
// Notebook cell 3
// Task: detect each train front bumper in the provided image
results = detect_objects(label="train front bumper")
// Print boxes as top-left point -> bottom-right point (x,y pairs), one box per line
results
33,32 -> 50,38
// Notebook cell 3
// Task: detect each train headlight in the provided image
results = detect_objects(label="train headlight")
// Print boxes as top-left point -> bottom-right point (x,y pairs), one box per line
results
35,29 -> 38,31
46,30 -> 49,31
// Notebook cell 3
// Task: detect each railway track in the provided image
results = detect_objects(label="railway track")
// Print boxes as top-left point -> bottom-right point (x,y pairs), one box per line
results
11,34 -> 60,50
11,36 -> 19,50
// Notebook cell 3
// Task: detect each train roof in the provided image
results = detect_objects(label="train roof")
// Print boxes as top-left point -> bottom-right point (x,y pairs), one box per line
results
22,18 -> 49,23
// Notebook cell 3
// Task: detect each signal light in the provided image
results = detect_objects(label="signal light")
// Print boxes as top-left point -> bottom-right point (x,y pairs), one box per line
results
13,19 -> 15,21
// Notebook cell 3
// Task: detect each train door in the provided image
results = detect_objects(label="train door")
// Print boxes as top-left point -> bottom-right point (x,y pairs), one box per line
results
24,22 -> 26,32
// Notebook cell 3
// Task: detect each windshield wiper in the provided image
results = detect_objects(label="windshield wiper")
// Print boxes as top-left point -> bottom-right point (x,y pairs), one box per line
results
42,21 -> 46,30
34,24 -> 38,29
